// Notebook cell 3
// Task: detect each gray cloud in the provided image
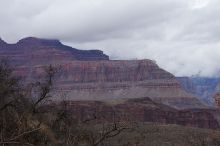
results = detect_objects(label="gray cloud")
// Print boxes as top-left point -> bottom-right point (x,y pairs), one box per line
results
0,0 -> 220,77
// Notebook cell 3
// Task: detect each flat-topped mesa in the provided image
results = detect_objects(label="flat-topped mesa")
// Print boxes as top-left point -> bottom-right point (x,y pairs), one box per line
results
17,37 -> 109,60
0,37 -> 109,62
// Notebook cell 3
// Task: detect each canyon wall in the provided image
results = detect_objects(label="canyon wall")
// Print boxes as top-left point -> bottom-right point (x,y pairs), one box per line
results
50,60 -> 205,109
0,37 -> 206,110
1,37 -> 219,129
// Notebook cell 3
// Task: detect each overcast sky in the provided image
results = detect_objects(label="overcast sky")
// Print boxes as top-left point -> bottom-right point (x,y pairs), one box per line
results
1,0 -> 220,77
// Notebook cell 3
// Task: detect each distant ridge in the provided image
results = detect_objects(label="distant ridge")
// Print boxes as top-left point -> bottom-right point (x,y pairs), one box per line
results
0,37 -> 109,62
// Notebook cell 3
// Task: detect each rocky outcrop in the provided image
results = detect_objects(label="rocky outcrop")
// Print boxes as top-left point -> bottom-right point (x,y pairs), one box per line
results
57,97 -> 220,129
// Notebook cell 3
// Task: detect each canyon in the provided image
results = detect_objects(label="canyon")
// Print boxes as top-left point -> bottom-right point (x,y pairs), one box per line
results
0,37 -> 219,129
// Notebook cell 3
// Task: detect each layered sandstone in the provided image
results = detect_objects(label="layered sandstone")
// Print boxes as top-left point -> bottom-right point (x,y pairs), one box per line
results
55,60 -> 206,109
1,37 -> 219,129
15,60 -> 206,109
0,37 -> 206,109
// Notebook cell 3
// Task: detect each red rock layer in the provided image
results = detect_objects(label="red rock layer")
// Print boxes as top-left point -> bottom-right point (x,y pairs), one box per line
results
54,97 -> 219,129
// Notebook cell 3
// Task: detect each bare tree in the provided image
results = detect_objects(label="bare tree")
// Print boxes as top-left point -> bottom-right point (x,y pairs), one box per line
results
0,60 -> 134,146
0,62 -> 57,146
52,101 -> 134,146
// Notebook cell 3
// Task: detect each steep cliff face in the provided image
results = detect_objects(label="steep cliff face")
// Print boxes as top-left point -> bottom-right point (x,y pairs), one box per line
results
13,60 -> 205,109
57,60 -> 205,109
58,97 -> 220,129
59,60 -> 175,82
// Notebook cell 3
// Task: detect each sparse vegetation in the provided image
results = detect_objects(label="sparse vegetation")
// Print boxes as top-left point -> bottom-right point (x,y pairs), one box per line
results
0,60 -> 132,146
0,60 -> 220,146
101,123 -> 220,146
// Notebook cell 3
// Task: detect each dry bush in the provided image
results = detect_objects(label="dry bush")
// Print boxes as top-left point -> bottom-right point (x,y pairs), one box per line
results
0,61 -> 131,146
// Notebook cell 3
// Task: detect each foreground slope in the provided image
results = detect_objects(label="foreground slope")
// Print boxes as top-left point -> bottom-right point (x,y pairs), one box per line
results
103,123 -> 220,146
59,97 -> 219,129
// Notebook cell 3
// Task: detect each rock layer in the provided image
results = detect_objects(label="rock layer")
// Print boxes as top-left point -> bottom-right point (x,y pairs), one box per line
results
17,60 -> 205,109
1,37 -> 219,129
0,37 -> 205,109
57,97 -> 220,129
